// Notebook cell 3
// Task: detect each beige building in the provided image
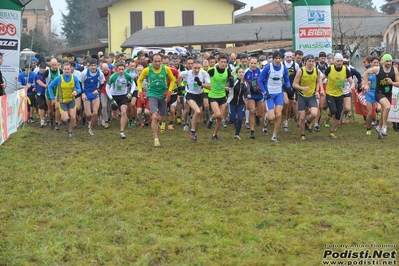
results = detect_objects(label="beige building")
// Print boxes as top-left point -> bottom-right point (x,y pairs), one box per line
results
22,0 -> 53,39
235,2 -> 386,23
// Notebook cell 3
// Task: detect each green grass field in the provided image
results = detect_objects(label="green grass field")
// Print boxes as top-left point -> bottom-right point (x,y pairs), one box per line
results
0,116 -> 398,265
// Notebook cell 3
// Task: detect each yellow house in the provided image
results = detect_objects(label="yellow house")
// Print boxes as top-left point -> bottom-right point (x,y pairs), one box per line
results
97,0 -> 245,55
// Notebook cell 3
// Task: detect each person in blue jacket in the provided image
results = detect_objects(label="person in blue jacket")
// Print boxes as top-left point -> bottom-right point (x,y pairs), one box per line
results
258,50 -> 291,142
18,63 -> 36,122
34,63 -> 48,127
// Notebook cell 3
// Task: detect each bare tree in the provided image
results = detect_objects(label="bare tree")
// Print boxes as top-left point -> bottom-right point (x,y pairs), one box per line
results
332,14 -> 373,59
275,0 -> 291,21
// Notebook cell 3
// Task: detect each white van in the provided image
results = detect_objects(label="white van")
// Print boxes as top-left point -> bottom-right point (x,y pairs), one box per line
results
132,46 -> 187,58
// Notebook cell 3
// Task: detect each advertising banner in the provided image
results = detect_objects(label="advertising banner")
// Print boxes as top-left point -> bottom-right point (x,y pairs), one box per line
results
294,5 -> 332,56
388,86 -> 399,122
0,89 -> 28,145
0,8 -> 21,94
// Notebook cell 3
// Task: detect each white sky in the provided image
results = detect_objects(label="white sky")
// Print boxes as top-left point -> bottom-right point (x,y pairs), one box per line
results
49,0 -> 387,34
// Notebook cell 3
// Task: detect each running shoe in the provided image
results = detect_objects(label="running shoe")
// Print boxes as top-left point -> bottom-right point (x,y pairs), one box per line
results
378,131 -> 383,139
262,128 -> 268,135
104,122 -> 109,129
250,131 -> 255,139
154,139 -> 161,147
329,132 -> 337,139
40,119 -> 45,127
88,129 -> 94,136
160,122 -> 166,133
207,120 -> 213,129
381,126 -> 387,136
55,123 -> 60,130
68,132 -> 73,138
300,135 -> 306,141
375,126 -> 381,134
366,129 -> 371,136
183,125 -> 189,131
305,121 -> 312,132
212,134 -> 219,140
234,135 -> 241,140
101,120 -> 106,127
139,124 -> 145,130
271,136 -> 278,142
324,119 -> 330,128
120,131 -> 126,139
283,121 -> 290,133
176,117 -> 182,124
168,124 -> 175,130
190,131 -> 197,142
222,120 -> 227,128
314,125 -> 320,132
245,122 -> 250,129
264,117 -> 270,127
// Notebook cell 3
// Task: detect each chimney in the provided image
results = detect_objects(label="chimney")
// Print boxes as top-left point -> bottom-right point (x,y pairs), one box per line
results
250,6 -> 254,11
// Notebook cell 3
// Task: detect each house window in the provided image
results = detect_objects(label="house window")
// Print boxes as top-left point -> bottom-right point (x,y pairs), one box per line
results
155,11 -> 165,27
22,18 -> 28,30
130,11 -> 143,35
182,11 -> 194,26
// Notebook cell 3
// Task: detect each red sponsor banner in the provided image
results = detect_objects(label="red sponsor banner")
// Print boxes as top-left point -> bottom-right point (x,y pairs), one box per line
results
299,27 -> 331,38
352,90 -> 375,118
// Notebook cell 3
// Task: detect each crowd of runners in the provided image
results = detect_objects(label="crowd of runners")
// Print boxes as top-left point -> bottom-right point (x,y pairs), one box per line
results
10,48 -> 399,146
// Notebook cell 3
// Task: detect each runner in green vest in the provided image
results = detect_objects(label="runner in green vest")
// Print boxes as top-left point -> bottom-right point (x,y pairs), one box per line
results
207,54 -> 233,140
137,54 -> 176,147
37,58 -> 63,129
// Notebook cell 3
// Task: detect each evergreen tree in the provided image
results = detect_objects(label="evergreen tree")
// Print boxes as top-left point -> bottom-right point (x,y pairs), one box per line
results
381,0 -> 397,14
61,0 -> 108,47
20,27 -> 48,55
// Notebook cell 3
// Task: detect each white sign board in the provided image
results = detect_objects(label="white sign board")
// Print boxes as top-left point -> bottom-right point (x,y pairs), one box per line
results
294,5 -> 332,56
0,9 -> 21,94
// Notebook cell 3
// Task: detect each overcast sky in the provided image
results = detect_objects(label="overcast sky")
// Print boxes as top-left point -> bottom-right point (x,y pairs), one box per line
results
49,0 -> 387,34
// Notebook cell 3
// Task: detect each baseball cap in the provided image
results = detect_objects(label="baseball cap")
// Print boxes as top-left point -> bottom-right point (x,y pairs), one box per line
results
273,51 -> 282,59
319,52 -> 326,58
381,54 -> 393,62
334,53 -> 344,61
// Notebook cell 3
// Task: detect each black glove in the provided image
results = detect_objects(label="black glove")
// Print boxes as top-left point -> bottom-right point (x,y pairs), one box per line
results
228,77 -> 234,88
110,98 -> 118,110
194,76 -> 202,86
263,91 -> 271,100
174,86 -> 185,95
